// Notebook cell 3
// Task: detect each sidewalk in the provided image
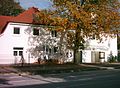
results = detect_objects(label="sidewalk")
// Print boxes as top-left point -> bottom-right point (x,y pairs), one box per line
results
80,63 -> 120,70
80,64 -> 115,70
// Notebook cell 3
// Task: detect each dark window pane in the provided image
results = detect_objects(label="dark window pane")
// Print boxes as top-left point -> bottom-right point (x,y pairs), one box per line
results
14,27 -> 20,34
89,34 -> 95,39
19,51 -> 23,56
13,51 -> 17,56
54,47 -> 58,53
51,30 -> 54,37
43,45 -> 45,51
55,31 -> 57,37
46,45 -> 49,52
51,30 -> 57,37
33,29 -> 39,35
92,34 -> 95,39
49,48 -> 51,54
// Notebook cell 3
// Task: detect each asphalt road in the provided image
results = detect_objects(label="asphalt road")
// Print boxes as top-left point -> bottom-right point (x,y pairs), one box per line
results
0,69 -> 120,88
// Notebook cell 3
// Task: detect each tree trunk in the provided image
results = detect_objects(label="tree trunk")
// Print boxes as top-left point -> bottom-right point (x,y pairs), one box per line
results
73,29 -> 83,64
80,50 -> 82,63
73,29 -> 79,64
73,48 -> 77,63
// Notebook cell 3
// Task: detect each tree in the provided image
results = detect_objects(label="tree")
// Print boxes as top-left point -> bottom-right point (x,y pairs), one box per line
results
118,34 -> 120,50
0,0 -> 24,16
118,34 -> 120,62
35,0 -> 120,64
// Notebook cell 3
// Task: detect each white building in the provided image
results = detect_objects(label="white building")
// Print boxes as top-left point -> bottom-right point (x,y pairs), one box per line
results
83,35 -> 117,63
0,7 -> 117,64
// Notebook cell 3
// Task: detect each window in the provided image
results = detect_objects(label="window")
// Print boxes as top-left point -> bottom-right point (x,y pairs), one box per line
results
43,45 -> 50,54
66,52 -> 72,58
54,47 -> 58,53
13,47 -> 23,56
49,48 -> 52,54
99,52 -> 105,59
46,46 -> 49,52
14,27 -> 20,34
19,51 -> 23,56
13,51 -> 17,56
33,28 -> 39,35
43,45 -> 58,54
51,30 -> 57,37
89,34 -> 95,39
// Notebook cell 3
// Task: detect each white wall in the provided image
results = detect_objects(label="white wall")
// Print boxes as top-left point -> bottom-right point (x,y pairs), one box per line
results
83,35 -> 117,63
0,22 -> 30,64
0,22 -> 118,64
109,36 -> 118,56
82,50 -> 91,63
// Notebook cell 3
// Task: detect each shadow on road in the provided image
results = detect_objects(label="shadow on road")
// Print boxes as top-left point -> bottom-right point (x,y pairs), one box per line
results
0,78 -> 10,85
11,70 -> 120,88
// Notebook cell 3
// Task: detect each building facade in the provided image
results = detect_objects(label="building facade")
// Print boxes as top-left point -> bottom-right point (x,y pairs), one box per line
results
0,7 -> 118,64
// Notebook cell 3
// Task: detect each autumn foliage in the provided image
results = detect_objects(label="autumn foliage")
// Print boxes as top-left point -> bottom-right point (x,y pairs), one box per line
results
35,0 -> 120,63
35,0 -> 120,33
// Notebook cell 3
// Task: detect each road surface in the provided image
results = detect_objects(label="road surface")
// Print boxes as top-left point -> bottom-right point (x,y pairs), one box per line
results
0,69 -> 120,88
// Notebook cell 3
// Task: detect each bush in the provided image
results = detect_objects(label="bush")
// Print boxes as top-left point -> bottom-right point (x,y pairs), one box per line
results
45,59 -> 59,64
117,56 -> 120,62
108,56 -> 117,63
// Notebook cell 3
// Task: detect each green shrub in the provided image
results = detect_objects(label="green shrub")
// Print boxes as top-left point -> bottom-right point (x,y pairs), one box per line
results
108,56 -> 117,63
117,56 -> 120,62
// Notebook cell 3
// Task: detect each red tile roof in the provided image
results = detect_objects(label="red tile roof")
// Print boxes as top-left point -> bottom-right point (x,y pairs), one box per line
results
14,7 -> 39,23
0,7 -> 40,34
0,16 -> 14,34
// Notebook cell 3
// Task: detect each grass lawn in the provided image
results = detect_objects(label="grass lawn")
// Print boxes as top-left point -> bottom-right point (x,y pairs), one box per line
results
12,63 -> 103,75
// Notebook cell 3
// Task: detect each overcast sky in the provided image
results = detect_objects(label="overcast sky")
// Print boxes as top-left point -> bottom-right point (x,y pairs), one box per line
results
16,0 -> 52,9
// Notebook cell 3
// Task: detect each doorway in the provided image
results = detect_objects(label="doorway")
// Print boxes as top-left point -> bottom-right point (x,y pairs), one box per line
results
13,47 -> 23,64
91,51 -> 100,63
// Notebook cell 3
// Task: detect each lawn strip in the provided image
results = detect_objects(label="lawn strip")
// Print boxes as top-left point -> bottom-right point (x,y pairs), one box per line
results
13,64 -> 102,75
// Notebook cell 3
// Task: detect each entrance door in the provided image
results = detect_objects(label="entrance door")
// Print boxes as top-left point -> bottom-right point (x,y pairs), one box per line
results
13,47 -> 23,64
91,51 -> 100,63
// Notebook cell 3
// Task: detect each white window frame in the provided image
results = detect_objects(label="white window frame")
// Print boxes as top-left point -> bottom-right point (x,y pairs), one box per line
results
13,47 -> 23,56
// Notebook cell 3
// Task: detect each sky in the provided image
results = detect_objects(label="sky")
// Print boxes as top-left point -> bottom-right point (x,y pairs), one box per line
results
16,0 -> 120,10
16,0 -> 52,9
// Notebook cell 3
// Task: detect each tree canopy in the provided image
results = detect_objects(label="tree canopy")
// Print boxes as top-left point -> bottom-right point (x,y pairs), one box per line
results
35,0 -> 120,63
0,0 -> 24,16
35,0 -> 120,37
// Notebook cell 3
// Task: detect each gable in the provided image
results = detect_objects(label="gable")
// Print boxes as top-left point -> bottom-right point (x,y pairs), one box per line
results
0,7 -> 40,35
